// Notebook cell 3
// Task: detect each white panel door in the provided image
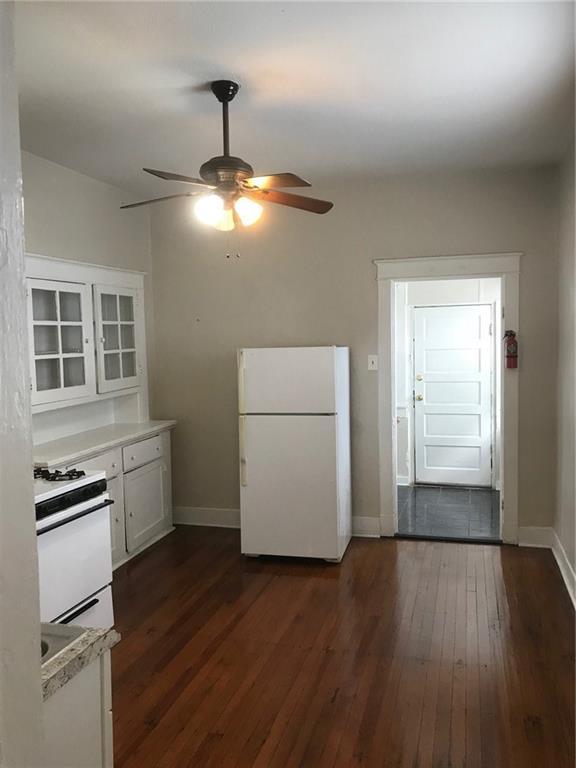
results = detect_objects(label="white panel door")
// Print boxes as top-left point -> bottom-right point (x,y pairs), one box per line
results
124,459 -> 165,552
239,347 -> 336,414
414,304 -> 492,486
239,415 -> 340,558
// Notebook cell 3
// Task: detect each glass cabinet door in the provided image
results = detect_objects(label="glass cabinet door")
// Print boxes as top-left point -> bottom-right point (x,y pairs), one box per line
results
94,285 -> 140,393
27,279 -> 96,405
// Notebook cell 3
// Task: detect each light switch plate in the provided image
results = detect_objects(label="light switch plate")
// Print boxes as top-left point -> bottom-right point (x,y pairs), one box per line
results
368,355 -> 379,371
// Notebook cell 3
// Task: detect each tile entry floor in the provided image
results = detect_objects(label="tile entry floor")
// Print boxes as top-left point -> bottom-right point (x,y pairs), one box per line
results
397,484 -> 500,541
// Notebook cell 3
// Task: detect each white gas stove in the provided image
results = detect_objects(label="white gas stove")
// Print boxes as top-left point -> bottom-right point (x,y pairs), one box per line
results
34,467 -> 114,628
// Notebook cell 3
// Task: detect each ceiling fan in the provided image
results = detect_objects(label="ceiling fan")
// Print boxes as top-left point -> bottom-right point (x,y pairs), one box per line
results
121,80 -> 334,231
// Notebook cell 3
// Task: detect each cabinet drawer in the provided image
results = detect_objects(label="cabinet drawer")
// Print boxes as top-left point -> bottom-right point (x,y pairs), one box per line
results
123,435 -> 163,471
66,449 -> 122,479
56,586 -> 114,630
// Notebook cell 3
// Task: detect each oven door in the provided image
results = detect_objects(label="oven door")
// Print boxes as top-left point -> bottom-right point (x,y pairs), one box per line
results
37,495 -> 113,623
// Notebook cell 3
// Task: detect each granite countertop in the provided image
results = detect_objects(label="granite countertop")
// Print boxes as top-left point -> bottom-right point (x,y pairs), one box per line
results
33,420 -> 177,468
41,624 -> 120,701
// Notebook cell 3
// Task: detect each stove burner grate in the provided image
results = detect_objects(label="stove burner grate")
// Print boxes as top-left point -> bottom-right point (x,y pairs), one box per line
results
34,468 -> 86,482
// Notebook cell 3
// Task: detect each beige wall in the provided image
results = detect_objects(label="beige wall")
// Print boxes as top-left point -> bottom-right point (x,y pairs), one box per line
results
554,147 -> 575,568
22,151 -> 150,271
21,151 -> 156,398
150,167 -> 560,527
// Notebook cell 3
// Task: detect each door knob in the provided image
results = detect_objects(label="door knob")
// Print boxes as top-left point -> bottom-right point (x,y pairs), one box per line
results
416,394 -> 424,401
416,374 -> 423,381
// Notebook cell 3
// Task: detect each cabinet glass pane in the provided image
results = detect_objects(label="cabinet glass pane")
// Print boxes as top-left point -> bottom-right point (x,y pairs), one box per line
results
101,294 -> 118,322
103,324 -> 119,351
61,325 -> 83,354
104,353 -> 121,380
59,291 -> 82,322
32,289 -> 57,321
34,325 -> 59,355
120,324 -> 135,350
121,352 -> 136,378
36,359 -> 61,391
119,295 -> 134,322
63,357 -> 86,388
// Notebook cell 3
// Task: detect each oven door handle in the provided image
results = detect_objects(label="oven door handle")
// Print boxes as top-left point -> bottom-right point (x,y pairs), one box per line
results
60,597 -> 100,624
37,499 -> 114,536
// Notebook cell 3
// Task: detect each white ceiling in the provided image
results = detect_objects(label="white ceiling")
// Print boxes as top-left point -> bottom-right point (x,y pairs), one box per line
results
16,2 -> 575,197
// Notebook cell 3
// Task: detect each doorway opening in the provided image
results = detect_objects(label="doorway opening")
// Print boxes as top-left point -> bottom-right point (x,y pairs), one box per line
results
375,253 -> 521,545
393,278 -> 501,542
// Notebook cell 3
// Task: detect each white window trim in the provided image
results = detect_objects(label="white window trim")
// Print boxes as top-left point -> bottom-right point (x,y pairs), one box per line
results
375,252 -> 521,544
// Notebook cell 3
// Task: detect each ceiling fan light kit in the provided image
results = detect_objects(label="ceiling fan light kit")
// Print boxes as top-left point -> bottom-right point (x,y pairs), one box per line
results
121,79 -> 333,229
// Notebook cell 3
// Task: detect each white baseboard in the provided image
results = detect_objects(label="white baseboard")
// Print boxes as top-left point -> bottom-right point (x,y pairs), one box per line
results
551,528 -> 576,608
174,506 -> 240,528
351,516 -> 381,538
517,526 -> 552,548
518,526 -> 575,609
174,506 -> 381,539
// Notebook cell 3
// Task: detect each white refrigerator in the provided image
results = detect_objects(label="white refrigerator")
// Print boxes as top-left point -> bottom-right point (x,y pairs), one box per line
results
238,346 -> 351,561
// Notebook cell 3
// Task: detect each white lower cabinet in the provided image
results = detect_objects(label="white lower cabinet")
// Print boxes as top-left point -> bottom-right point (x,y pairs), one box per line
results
43,651 -> 113,768
61,430 -> 173,567
124,459 -> 167,551
106,475 -> 126,565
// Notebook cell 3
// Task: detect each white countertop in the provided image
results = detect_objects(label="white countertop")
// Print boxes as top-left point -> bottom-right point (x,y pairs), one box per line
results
33,420 -> 177,469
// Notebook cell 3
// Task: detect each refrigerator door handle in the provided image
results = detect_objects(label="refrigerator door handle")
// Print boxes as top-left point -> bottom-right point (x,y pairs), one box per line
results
238,349 -> 246,414
239,416 -> 247,487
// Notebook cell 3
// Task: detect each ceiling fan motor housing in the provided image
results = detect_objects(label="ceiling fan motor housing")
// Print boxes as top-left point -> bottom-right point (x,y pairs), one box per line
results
210,80 -> 240,103
199,155 -> 254,190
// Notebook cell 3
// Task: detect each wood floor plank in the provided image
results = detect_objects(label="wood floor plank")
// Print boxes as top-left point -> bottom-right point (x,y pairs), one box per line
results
112,527 -> 575,767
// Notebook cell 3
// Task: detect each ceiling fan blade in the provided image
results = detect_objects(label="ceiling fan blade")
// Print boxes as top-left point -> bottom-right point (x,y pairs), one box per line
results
143,168 -> 214,187
244,188 -> 333,214
120,192 -> 199,209
244,173 -> 311,189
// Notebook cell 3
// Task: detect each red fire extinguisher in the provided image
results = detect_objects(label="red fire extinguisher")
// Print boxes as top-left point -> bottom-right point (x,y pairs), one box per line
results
504,330 -> 518,369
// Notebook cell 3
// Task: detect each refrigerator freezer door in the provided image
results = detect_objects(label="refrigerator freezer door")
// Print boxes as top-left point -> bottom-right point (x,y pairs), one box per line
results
239,347 -> 337,414
240,415 -> 340,558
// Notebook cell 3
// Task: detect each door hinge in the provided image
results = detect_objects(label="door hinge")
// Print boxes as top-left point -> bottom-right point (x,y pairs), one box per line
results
490,444 -> 493,469
489,322 -> 493,336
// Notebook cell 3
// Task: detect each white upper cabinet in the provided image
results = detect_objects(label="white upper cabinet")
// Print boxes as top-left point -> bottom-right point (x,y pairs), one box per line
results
93,286 -> 141,393
27,278 -> 96,405
25,255 -> 148,412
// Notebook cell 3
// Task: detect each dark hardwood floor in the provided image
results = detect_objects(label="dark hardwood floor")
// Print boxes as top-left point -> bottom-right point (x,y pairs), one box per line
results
112,526 -> 574,767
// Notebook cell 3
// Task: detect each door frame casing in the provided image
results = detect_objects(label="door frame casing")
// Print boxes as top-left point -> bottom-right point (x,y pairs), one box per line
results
375,253 -> 521,543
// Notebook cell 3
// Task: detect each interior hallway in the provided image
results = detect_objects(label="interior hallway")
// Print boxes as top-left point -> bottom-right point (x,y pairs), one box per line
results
111,526 -> 574,767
